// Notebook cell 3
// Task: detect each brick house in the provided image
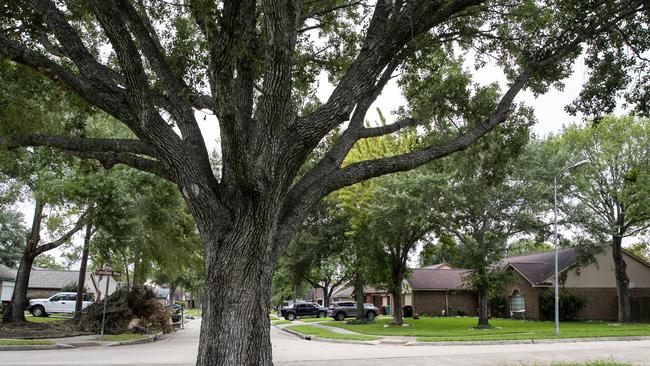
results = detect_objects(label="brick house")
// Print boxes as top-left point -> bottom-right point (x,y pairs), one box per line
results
0,264 -> 119,302
331,266 -> 478,316
501,247 -> 650,320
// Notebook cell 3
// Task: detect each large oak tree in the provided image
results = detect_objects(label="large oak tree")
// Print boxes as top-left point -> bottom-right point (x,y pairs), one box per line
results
1,1 -> 648,364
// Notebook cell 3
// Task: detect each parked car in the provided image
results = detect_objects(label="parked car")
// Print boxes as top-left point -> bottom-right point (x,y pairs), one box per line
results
28,292 -> 92,317
327,301 -> 379,321
279,302 -> 327,321
170,303 -> 182,324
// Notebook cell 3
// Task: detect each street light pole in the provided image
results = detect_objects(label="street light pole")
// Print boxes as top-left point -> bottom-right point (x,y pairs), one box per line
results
553,175 -> 560,337
553,160 -> 589,337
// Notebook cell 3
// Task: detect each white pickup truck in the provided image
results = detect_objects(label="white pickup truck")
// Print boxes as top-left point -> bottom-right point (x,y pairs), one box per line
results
28,292 -> 93,316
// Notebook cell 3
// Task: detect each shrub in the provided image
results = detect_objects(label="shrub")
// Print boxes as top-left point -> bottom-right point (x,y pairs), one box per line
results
489,297 -> 507,318
539,290 -> 587,321
0,303 -> 8,318
456,308 -> 467,316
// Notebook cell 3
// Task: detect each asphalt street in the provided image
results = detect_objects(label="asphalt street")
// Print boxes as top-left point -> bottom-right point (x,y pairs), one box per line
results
2,319 -> 650,366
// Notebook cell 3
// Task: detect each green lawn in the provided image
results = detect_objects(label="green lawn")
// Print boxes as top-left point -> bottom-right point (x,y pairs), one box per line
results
24,312 -> 68,323
97,334 -> 148,342
183,308 -> 202,318
323,317 -> 650,342
551,362 -> 630,366
297,317 -> 329,323
0,338 -> 55,346
286,325 -> 380,341
271,319 -> 292,325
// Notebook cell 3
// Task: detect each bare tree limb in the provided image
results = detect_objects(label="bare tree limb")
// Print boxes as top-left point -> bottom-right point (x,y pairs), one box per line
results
34,205 -> 94,255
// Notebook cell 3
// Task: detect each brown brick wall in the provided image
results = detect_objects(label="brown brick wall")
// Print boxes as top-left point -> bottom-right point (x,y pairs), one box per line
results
502,269 -> 542,320
569,288 -> 617,320
412,290 -> 478,316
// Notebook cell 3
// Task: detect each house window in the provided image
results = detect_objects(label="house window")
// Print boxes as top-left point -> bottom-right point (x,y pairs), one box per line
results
510,290 -> 525,312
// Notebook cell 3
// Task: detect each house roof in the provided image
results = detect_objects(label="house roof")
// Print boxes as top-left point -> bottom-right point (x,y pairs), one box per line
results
28,268 -> 81,289
0,264 -> 17,281
331,285 -> 387,298
421,263 -> 453,270
501,248 -> 578,286
406,268 -> 469,290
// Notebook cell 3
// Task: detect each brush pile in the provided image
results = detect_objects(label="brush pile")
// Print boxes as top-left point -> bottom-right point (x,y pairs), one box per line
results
73,286 -> 173,334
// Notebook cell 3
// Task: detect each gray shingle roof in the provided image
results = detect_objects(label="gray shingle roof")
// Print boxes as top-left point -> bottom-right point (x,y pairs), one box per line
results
0,264 -> 17,281
502,248 -> 577,285
28,268 -> 80,289
407,268 -> 469,290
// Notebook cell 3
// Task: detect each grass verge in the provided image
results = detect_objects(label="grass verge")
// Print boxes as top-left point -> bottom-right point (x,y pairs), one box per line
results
286,325 -> 380,341
550,362 -> 631,366
96,334 -> 148,342
0,338 -> 55,346
271,319 -> 292,325
24,312 -> 68,323
323,317 -> 650,342
182,308 -> 202,318
297,317 -> 329,323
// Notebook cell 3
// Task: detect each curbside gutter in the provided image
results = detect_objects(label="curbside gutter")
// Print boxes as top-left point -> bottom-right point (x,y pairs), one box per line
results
405,335 -> 650,346
0,344 -> 74,351
276,325 -> 380,345
0,331 -> 164,351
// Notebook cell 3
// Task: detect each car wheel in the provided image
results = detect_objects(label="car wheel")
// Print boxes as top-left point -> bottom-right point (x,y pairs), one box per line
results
285,312 -> 296,321
366,311 -> 376,321
335,312 -> 346,321
31,306 -> 45,317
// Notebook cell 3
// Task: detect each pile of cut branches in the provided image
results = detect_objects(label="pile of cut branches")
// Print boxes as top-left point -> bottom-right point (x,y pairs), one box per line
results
73,286 -> 172,334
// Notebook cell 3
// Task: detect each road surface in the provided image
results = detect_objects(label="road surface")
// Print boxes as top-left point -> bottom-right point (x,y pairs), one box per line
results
2,319 -> 650,365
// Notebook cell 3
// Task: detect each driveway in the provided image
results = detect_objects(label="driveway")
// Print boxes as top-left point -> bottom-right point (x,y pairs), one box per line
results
2,320 -> 650,365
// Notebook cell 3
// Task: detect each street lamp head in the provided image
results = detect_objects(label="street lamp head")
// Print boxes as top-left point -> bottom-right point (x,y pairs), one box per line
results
561,159 -> 590,175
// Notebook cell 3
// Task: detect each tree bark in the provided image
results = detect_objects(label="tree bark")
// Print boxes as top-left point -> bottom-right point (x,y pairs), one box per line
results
3,254 -> 35,323
354,272 -> 365,320
612,233 -> 632,322
477,285 -> 490,328
76,219 -> 94,313
391,276 -> 403,325
195,207 -> 276,366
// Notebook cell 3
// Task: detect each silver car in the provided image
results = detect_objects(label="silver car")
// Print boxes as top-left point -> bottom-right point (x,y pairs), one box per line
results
327,301 -> 379,321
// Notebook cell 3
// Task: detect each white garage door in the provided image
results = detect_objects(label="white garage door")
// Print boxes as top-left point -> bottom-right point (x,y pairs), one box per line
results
1,281 -> 15,302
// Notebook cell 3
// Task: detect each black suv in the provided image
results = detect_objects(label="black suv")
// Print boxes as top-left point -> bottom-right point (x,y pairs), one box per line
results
279,302 -> 327,321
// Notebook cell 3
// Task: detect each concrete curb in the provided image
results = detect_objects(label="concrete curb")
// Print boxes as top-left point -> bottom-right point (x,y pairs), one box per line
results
0,332 -> 164,351
277,325 -> 379,345
105,332 -> 163,347
0,343 -> 74,351
406,336 -> 650,346
273,323 -> 650,347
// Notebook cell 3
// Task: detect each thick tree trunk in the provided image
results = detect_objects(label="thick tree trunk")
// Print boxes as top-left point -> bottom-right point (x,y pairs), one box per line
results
477,286 -> 489,328
76,221 -> 93,313
391,278 -> 403,325
194,205 -> 276,366
4,254 -> 35,323
354,273 -> 365,320
612,234 -> 632,323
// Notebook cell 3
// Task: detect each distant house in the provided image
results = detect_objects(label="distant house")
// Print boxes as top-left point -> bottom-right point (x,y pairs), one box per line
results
329,247 -> 650,321
501,247 -> 650,320
0,264 -> 120,302
331,270 -> 477,317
